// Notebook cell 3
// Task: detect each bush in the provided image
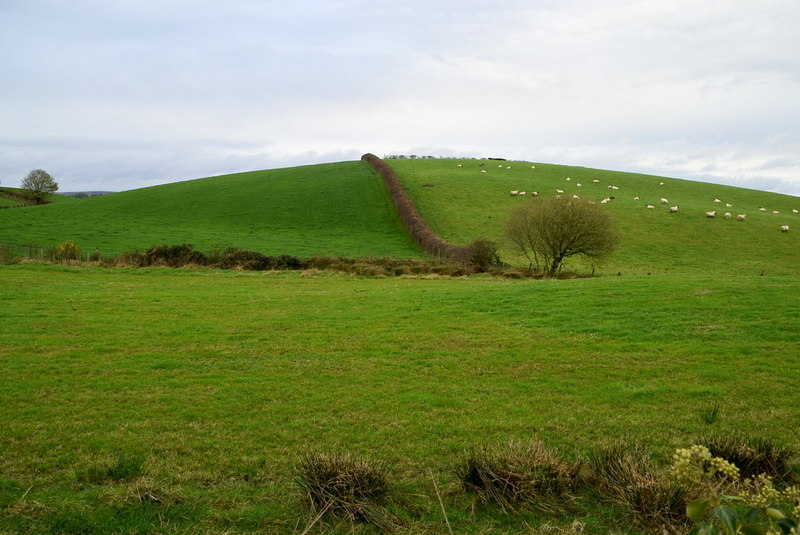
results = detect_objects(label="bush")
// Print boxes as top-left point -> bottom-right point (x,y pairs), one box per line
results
143,244 -> 207,267
52,241 -> 82,262
458,441 -> 581,513
463,238 -> 500,272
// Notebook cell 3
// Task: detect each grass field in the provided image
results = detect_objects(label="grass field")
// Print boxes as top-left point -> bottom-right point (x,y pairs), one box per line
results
0,162 -> 421,258
388,159 -> 800,275
2,264 -> 799,533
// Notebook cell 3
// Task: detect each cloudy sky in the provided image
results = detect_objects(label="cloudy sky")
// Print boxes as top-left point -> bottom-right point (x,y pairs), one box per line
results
1,0 -> 799,195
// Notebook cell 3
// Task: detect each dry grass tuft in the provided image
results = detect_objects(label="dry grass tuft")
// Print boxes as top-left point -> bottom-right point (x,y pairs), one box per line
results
457,441 -> 581,513
587,441 -> 690,533
296,450 -> 402,531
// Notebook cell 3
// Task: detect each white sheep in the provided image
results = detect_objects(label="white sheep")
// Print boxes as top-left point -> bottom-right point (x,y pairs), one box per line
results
714,199 -> 721,203
576,183 -> 582,187
556,189 -> 564,194
646,204 -> 655,209
659,181 -> 664,186
669,206 -> 679,213
510,190 -> 519,196
592,179 -> 600,183
737,214 -> 747,221
634,196 -> 640,201
759,207 -> 766,211
725,203 -> 732,207
612,185 -> 619,190
456,164 -> 463,168
507,166 -> 512,170
531,165 -> 536,169
781,225 -> 790,232
773,210 -> 780,214
724,212 -> 732,219
566,177 -> 572,181
481,169 -> 487,173
601,198 -> 610,204
706,211 -> 717,218
572,194 -> 580,199
498,164 -> 504,168
531,191 -> 539,196
793,209 -> 798,213
660,198 -> 669,204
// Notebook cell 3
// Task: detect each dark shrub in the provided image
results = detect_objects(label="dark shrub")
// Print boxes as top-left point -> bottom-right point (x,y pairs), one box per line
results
144,244 -> 207,267
463,238 -> 500,272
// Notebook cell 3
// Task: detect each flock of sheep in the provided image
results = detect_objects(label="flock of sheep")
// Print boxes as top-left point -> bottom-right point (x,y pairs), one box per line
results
455,162 -> 796,233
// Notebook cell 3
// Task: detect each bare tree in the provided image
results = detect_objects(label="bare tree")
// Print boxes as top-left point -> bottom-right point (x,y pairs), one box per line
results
20,169 -> 58,204
503,197 -> 620,276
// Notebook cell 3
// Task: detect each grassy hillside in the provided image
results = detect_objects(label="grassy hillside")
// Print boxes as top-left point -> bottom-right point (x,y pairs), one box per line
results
0,162 -> 422,258
388,159 -> 800,275
2,264 -> 798,533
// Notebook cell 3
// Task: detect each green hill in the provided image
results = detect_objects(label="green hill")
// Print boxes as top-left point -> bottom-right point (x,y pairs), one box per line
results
1,157 -> 798,275
0,161 -> 421,258
388,158 -> 800,276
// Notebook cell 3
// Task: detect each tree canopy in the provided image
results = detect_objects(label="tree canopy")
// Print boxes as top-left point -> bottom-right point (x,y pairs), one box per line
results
503,196 -> 620,276
21,169 -> 58,204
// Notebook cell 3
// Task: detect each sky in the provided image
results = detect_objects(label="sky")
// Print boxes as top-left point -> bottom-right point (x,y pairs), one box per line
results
1,0 -> 799,195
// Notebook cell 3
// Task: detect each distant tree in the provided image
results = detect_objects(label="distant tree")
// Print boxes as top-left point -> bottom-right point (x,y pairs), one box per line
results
503,197 -> 620,276
21,169 -> 58,204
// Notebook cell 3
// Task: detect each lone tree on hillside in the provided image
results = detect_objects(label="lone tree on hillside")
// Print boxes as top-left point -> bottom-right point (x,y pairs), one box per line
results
503,196 -> 620,276
21,169 -> 59,204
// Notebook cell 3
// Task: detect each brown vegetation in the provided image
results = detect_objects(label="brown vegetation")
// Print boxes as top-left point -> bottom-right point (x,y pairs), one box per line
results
362,153 -> 497,269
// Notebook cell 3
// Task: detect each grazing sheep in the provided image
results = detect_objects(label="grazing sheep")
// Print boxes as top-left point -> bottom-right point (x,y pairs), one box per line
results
572,194 -> 580,199
793,209 -> 798,213
659,181 -> 664,186
612,185 -> 619,190
481,169 -> 487,173
532,191 -> 539,196
646,204 -> 655,209
510,190 -> 519,196
577,183 -> 582,187
556,189 -> 564,194
634,196 -> 640,201
773,210 -> 780,214
507,166 -> 512,170
737,214 -> 747,221
714,199 -> 721,203
520,191 -> 527,196
588,200 -> 596,205
781,225 -> 790,232
456,164 -> 463,168
566,177 -> 572,181
592,179 -> 600,183
498,164 -> 504,168
706,211 -> 717,218
601,198 -> 610,204
725,203 -> 732,207
759,207 -> 766,211
531,165 -> 536,169
670,206 -> 679,213
660,198 -> 669,204
724,212 -> 732,219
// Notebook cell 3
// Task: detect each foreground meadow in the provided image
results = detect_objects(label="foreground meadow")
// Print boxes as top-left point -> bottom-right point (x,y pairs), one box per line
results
1,264 -> 799,533
0,265 -> 800,533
